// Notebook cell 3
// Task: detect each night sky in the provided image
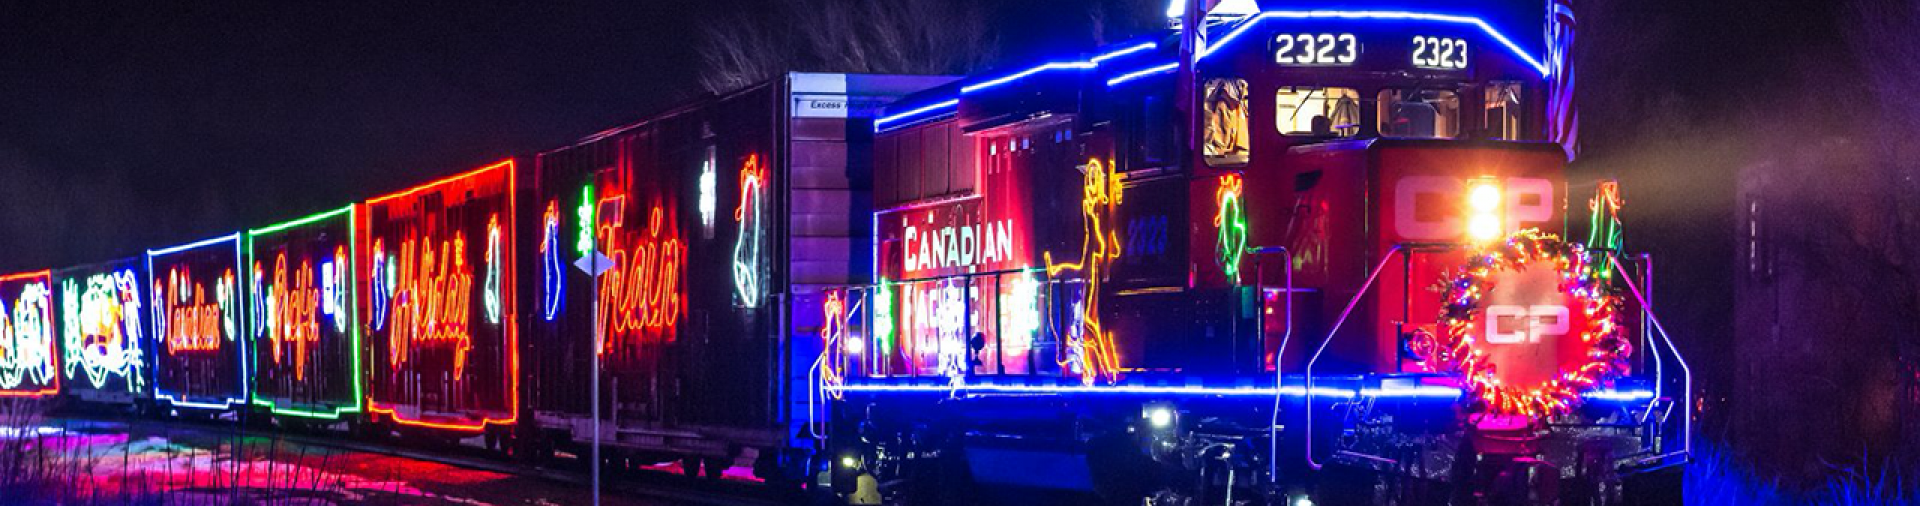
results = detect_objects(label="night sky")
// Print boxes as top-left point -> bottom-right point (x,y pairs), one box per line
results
0,0 -> 1143,273
0,0 -> 1860,273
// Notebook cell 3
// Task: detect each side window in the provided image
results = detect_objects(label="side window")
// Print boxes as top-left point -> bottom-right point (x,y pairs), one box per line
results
1203,78 -> 1251,166
1484,82 -> 1524,140
1378,89 -> 1461,138
1275,87 -> 1361,137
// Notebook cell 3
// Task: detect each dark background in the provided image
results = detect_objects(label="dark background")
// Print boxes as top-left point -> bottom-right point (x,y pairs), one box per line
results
1,0 -> 1913,494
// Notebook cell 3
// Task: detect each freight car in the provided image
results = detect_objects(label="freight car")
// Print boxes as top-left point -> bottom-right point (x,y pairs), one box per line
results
524,72 -> 953,480
816,1 -> 1690,504
147,234 -> 249,413
54,258 -> 151,407
360,160 -> 519,441
247,205 -> 363,422
1,270 -> 60,399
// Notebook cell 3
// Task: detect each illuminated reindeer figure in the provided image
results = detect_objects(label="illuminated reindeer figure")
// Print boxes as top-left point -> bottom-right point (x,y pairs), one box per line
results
1046,158 -> 1124,385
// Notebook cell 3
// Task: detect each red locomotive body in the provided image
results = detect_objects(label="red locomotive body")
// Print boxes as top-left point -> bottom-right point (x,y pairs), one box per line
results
823,2 -> 1689,504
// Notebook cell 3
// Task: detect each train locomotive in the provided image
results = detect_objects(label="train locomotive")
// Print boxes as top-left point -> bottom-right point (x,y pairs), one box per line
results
813,1 -> 1691,504
5,1 -> 1694,504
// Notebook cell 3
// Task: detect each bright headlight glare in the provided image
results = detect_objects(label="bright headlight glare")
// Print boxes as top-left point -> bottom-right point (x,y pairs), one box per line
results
841,455 -> 859,469
1146,406 -> 1174,429
1468,181 -> 1502,211
1468,215 -> 1502,242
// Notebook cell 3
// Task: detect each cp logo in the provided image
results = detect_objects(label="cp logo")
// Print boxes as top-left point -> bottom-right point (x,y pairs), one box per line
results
1393,176 -> 1554,240
1485,304 -> 1568,344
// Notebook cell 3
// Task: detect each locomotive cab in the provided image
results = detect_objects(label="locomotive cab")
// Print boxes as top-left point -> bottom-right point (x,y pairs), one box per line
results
829,3 -> 1689,504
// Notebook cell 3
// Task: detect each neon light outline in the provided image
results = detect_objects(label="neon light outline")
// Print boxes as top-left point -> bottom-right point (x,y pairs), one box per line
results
59,267 -> 146,393
147,234 -> 248,410
1214,174 -> 1248,282
875,42 -> 1157,132
592,199 -> 685,354
825,381 -> 1653,402
541,200 -> 564,321
733,155 -> 766,308
1045,159 -> 1125,384
363,159 -> 518,431
246,204 -> 365,419
483,214 -> 503,325
0,271 -> 60,397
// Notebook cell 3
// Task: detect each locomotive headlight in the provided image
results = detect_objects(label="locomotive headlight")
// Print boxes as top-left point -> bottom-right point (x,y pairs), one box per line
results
1466,177 -> 1504,243
1144,405 -> 1176,429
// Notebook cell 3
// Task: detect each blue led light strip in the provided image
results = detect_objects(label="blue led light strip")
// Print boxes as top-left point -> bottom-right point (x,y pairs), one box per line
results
1106,62 -> 1180,87
872,99 -> 959,132
827,382 -> 1654,402
1109,10 -> 1552,88
875,42 -> 1158,133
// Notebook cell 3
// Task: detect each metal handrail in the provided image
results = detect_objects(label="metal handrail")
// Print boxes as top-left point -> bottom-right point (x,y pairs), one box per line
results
1304,245 -> 1406,470
1247,245 -> 1292,483
1607,252 -> 1692,459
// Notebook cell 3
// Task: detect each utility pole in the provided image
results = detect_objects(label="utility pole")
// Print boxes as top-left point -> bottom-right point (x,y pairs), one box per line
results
577,245 -> 614,506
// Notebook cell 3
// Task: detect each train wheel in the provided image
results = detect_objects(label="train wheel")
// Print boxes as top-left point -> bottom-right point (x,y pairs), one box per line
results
703,458 -> 728,479
680,456 -> 702,477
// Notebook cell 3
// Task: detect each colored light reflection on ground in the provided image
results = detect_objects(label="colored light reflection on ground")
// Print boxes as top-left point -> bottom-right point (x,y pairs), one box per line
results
0,417 -> 669,505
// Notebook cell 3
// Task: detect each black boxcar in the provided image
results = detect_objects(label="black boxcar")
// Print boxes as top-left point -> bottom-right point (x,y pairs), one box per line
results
525,72 -> 950,477
53,258 -> 152,405
361,161 -> 518,434
247,205 -> 362,421
147,234 -> 248,411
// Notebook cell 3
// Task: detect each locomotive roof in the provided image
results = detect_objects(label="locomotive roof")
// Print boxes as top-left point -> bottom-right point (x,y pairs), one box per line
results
877,3 -> 1555,134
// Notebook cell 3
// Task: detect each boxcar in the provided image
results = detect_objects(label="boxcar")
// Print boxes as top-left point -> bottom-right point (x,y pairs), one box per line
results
147,234 -> 249,411
525,72 -> 951,477
247,205 -> 363,421
361,160 -> 518,435
0,269 -> 60,399
53,258 -> 151,406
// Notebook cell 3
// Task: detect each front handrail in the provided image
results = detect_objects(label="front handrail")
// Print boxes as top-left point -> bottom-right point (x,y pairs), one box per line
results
1607,252 -> 1692,459
1247,245 -> 1292,483
1304,245 -> 1406,470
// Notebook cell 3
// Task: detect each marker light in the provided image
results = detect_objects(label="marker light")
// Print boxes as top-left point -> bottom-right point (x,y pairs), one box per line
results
1293,495 -> 1315,506
844,334 -> 864,355
1145,406 -> 1175,429
841,455 -> 859,469
1466,177 -> 1504,243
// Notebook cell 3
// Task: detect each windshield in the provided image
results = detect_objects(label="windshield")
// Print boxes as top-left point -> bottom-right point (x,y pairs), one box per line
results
1378,89 -> 1461,138
1276,87 -> 1361,138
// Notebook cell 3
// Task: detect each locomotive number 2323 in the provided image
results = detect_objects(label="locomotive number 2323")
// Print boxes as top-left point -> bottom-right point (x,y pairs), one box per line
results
1411,36 -> 1469,70
1274,33 -> 1358,66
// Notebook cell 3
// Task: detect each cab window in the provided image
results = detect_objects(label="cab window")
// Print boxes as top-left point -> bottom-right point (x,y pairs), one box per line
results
1483,82 -> 1524,140
1275,87 -> 1361,138
1203,78 -> 1252,166
1378,89 -> 1460,138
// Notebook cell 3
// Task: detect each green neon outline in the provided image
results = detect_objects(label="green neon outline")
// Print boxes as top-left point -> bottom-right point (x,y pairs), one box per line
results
1215,181 -> 1248,280
244,204 -> 364,420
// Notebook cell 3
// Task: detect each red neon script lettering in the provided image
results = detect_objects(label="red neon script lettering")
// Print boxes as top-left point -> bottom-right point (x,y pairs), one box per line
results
164,269 -> 234,354
387,228 -> 475,375
264,253 -> 320,380
596,202 -> 685,354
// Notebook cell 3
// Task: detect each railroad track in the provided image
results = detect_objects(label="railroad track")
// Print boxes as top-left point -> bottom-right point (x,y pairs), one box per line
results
56,414 -> 790,506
